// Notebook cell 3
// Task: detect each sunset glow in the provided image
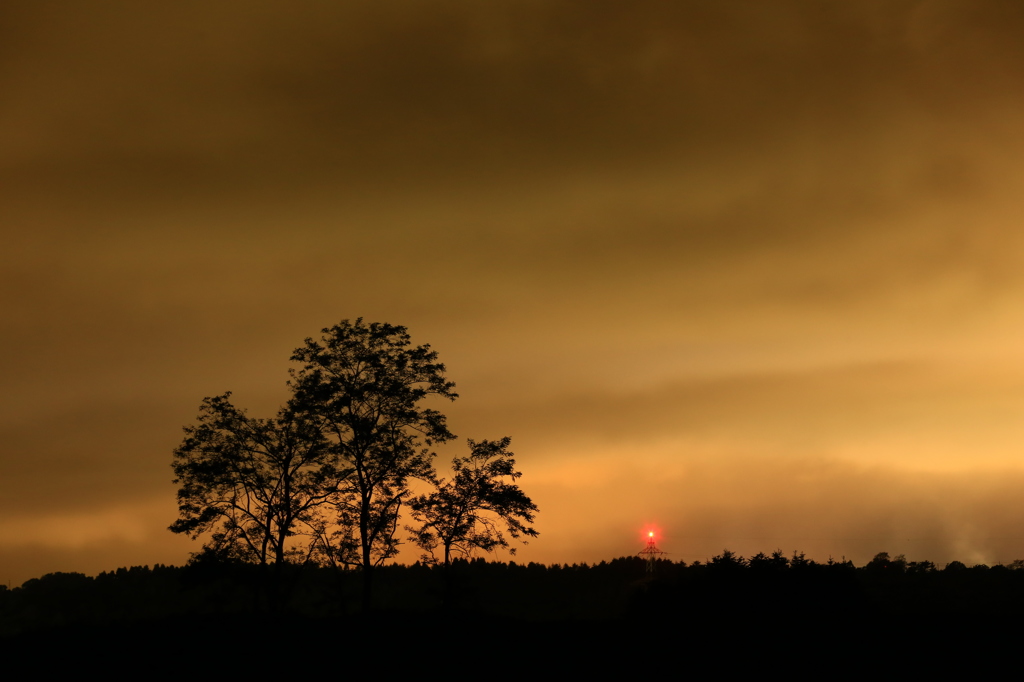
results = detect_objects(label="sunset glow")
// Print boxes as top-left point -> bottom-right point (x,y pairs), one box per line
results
4,1 -> 1024,586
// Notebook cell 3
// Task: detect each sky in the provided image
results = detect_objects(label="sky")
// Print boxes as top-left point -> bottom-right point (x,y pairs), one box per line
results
4,0 -> 1024,586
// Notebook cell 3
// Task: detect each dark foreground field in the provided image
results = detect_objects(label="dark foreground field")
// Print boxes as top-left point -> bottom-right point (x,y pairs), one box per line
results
3,554 -> 1022,672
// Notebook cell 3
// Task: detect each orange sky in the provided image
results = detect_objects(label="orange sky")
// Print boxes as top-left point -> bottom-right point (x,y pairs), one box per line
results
4,1 -> 1024,586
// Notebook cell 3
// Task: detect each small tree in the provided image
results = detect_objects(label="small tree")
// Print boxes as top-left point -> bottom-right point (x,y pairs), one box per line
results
288,319 -> 458,608
408,437 -> 539,567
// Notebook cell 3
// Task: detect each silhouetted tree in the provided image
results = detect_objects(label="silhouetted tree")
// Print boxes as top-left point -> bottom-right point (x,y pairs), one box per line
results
170,394 -> 334,580
407,437 -> 539,567
866,552 -> 904,572
907,560 -> 937,574
288,319 -> 458,609
708,549 -> 747,571
749,549 -> 789,572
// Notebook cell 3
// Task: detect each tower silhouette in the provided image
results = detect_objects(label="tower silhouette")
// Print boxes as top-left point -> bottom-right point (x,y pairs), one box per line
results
638,531 -> 667,572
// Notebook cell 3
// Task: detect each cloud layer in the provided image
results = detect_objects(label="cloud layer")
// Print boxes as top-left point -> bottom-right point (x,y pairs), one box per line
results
3,1 -> 1024,584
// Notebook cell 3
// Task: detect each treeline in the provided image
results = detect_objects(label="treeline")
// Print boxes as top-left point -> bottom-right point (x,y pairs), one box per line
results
6,551 -> 1024,637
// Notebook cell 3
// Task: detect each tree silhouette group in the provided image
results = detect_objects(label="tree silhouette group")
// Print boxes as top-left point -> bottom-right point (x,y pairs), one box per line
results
169,319 -> 538,609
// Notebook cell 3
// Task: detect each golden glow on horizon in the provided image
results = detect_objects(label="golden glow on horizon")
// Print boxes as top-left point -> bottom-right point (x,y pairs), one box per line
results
3,1 -> 1024,586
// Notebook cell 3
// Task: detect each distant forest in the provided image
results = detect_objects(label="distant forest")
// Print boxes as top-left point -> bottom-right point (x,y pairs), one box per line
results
6,551 -> 1024,670
6,551 -> 1024,633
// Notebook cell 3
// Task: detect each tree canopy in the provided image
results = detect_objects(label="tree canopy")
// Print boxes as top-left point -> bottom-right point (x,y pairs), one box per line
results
288,320 -> 458,578
170,393 -> 334,567
408,437 -> 539,567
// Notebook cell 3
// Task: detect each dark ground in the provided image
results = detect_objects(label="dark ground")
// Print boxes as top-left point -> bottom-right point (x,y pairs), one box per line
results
3,555 -> 1021,673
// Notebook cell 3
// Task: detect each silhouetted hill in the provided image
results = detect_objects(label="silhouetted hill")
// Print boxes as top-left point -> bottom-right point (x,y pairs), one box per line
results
4,553 -> 1024,671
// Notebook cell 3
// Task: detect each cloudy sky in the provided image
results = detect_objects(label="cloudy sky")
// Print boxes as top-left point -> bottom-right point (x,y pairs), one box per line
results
3,1 -> 1024,585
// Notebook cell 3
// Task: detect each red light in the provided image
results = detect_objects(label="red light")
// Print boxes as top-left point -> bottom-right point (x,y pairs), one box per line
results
640,524 -> 663,545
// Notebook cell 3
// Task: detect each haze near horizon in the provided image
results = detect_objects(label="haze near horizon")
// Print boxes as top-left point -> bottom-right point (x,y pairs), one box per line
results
3,1 -> 1024,585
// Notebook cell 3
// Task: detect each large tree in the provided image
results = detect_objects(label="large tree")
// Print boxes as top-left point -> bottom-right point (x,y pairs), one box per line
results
288,319 -> 458,608
170,393 -> 336,604
408,437 -> 538,567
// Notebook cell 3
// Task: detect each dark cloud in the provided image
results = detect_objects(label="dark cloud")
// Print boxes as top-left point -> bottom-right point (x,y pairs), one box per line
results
0,399 -> 184,515
4,1 -> 1024,195
4,1 -> 1024,580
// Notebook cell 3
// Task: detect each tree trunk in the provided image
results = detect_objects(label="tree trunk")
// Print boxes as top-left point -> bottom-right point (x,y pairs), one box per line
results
361,501 -> 374,613
361,563 -> 374,613
442,540 -> 454,609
